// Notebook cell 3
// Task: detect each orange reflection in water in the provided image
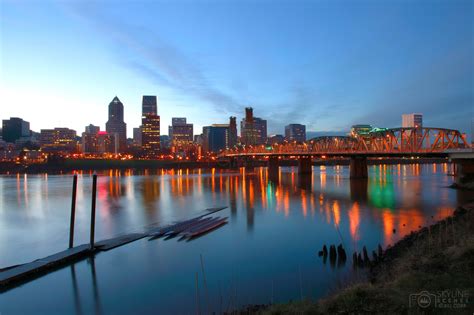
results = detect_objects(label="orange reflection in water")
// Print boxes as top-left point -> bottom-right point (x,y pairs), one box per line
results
301,191 -> 307,217
332,200 -> 340,227
348,202 -> 360,241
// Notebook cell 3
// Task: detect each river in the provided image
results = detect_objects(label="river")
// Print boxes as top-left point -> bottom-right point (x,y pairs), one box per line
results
1,163 -> 472,314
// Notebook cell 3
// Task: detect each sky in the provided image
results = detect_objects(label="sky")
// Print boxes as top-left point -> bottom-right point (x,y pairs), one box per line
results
1,0 -> 473,138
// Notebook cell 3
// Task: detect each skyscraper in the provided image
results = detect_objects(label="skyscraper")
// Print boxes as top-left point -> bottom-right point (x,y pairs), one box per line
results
142,95 -> 157,115
105,96 -> 127,152
202,125 -> 229,152
285,124 -> 306,142
2,117 -> 30,143
141,114 -> 160,157
228,116 -> 238,148
240,107 -> 267,145
169,118 -> 193,147
402,113 -> 423,128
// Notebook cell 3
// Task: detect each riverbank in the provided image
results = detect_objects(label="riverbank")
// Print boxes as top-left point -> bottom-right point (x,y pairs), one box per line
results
0,157 -> 449,174
256,203 -> 474,314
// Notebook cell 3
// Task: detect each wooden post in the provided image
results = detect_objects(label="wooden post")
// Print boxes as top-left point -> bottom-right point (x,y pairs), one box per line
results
69,174 -> 78,248
90,173 -> 97,250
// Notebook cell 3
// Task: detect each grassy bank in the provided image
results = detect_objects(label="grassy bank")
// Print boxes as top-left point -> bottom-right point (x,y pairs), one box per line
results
259,203 -> 474,314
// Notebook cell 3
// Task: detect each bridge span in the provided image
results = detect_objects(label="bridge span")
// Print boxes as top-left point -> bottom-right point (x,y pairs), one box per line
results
219,127 -> 473,180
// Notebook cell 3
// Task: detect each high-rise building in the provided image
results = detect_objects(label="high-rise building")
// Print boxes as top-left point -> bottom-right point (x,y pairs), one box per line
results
40,128 -> 77,153
142,95 -> 157,115
2,117 -> 30,143
82,124 -> 100,153
105,96 -> 127,152
142,114 -> 160,157
240,107 -> 267,145
82,125 -> 115,154
285,124 -> 306,142
133,127 -> 142,146
228,116 -> 237,148
202,125 -> 229,152
402,113 -> 423,129
169,118 -> 193,148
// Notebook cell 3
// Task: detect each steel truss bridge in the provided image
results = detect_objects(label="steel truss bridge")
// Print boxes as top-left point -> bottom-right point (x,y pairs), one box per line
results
219,127 -> 471,179
221,127 -> 469,157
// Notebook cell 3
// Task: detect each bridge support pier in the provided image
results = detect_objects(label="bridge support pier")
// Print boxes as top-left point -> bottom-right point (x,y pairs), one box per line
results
350,156 -> 368,179
268,156 -> 279,183
298,157 -> 312,175
229,157 -> 238,169
244,158 -> 254,172
453,158 -> 474,189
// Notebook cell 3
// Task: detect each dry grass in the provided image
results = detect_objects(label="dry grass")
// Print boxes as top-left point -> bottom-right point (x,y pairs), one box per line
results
259,204 -> 474,314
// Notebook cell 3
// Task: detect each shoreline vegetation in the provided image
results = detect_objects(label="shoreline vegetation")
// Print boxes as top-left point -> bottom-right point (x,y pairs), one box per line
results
248,203 -> 474,314
0,157 -> 450,174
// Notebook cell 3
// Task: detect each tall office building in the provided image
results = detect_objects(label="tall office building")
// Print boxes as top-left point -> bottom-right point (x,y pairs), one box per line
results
202,125 -> 229,153
2,117 -> 30,143
402,113 -> 423,128
169,118 -> 193,147
142,95 -> 157,115
240,107 -> 267,145
141,115 -> 160,157
133,127 -> 142,146
82,125 -> 115,154
105,96 -> 127,152
228,116 -> 237,148
285,124 -> 306,142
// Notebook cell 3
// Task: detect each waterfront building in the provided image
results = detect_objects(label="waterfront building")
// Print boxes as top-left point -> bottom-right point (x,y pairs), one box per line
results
240,107 -> 267,145
169,118 -> 193,148
82,125 -> 115,154
202,125 -> 229,153
350,124 -> 373,138
105,96 -> 127,152
142,114 -> 160,157
402,113 -> 423,129
285,124 -> 306,142
2,117 -> 30,143
268,134 -> 285,144
133,127 -> 142,146
40,128 -> 77,153
228,116 -> 238,148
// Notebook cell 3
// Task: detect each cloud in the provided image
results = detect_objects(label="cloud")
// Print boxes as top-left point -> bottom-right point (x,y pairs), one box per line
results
60,2 -> 243,116
354,48 -> 474,133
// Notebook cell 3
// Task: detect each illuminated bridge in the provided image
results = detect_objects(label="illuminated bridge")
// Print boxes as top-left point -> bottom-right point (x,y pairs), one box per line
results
219,127 -> 472,179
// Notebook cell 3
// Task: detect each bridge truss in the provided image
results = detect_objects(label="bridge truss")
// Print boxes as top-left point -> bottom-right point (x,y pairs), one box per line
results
221,127 -> 469,156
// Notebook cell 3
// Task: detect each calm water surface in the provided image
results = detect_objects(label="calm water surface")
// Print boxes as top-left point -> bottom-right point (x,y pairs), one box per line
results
1,164 -> 472,314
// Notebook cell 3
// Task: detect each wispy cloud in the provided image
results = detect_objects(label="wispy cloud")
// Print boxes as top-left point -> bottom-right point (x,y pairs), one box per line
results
60,2 -> 243,116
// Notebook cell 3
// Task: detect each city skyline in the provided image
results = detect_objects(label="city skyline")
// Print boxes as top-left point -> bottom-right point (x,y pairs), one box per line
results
1,0 -> 472,136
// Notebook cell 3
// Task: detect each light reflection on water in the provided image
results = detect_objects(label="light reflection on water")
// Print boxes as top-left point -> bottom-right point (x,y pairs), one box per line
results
1,164 -> 473,313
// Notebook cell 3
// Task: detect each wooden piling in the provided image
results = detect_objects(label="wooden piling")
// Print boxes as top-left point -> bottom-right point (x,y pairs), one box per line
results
69,174 -> 78,248
90,174 -> 97,250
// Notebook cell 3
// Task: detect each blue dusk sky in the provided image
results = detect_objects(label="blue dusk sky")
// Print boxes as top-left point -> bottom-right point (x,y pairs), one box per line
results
1,0 -> 473,137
